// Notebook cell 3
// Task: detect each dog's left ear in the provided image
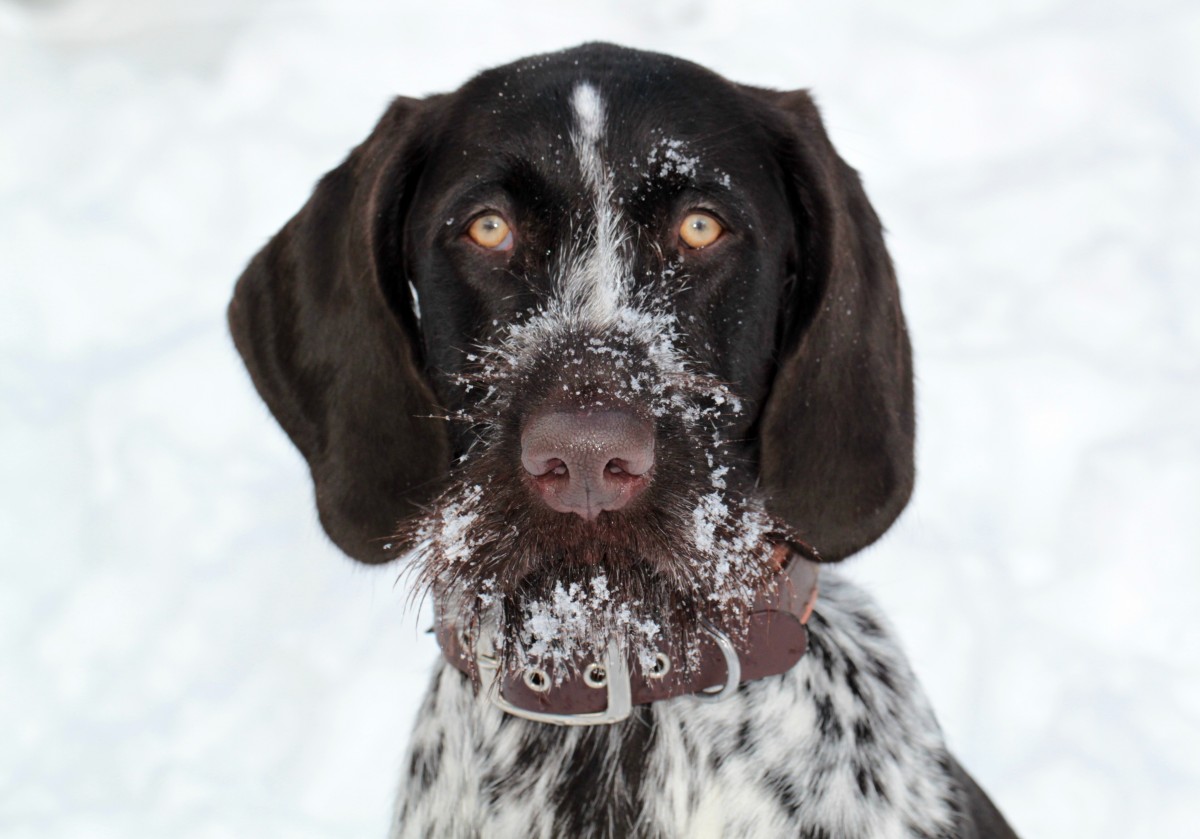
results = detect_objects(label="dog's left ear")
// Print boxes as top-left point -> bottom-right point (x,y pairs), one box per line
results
750,88 -> 915,561
228,97 -> 450,564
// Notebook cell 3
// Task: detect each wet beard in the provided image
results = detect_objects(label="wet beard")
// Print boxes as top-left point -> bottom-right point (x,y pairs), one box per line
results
400,446 -> 786,684
399,302 -> 789,681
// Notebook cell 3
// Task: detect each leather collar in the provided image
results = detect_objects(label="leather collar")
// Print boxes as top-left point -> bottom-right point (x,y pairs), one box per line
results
434,549 -> 820,725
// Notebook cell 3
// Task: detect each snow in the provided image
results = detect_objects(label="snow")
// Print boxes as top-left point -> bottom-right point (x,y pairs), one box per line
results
2,1 -> 1198,837
516,574 -> 663,679
647,137 -> 701,180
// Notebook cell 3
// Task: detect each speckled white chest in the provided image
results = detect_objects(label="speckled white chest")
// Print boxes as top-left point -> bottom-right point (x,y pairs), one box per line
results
391,574 -> 966,839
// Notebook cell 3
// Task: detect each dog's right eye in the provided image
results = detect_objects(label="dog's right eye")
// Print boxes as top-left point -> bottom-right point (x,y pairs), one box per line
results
678,212 -> 724,249
466,214 -> 514,251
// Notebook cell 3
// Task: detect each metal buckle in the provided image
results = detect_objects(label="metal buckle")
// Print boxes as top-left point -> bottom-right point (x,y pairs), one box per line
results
693,622 -> 741,702
474,622 -> 741,724
476,635 -> 633,727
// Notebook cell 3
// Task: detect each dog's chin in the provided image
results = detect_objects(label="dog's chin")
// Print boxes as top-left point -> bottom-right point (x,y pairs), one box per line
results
405,484 -> 788,679
496,556 -> 706,678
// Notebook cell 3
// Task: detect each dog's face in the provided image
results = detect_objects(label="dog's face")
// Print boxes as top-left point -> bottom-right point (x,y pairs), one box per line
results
401,57 -> 806,667
229,44 -> 914,677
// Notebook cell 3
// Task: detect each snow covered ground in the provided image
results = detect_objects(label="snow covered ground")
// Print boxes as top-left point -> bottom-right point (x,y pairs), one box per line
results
2,0 -> 1198,836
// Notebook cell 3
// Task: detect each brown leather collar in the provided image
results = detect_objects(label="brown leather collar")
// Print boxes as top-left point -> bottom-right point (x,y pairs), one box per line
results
434,550 -> 820,725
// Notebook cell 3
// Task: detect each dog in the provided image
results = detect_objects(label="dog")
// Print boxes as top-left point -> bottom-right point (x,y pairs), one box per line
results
229,43 -> 1019,838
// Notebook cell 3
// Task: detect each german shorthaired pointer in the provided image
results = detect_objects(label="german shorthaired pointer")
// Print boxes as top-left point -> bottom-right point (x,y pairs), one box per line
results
229,43 -> 1019,838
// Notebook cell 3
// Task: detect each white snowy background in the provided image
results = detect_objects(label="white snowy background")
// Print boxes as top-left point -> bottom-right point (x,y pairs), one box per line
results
2,0 -> 1198,836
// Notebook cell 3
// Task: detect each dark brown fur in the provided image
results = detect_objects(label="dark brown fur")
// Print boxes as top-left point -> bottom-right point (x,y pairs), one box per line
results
228,43 -> 1017,839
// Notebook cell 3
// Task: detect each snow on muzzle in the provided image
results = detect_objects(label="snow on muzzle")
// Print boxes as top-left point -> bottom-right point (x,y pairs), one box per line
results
396,303 -> 787,680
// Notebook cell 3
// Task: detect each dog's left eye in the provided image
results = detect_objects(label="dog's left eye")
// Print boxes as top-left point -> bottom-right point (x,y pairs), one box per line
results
679,212 -> 724,249
466,214 -> 514,251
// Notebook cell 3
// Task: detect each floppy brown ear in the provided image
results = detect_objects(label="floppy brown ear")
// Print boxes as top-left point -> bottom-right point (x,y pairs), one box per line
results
754,89 -> 915,561
228,97 -> 450,564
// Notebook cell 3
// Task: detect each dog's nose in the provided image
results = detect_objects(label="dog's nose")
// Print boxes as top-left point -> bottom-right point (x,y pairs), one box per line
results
521,411 -> 655,520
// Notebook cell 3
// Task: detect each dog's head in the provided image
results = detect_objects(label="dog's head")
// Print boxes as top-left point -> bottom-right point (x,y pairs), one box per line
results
229,44 -> 913,676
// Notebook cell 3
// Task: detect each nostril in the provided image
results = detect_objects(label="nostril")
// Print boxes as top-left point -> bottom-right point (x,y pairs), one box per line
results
523,454 -> 568,478
607,450 -> 652,478
606,458 -> 649,478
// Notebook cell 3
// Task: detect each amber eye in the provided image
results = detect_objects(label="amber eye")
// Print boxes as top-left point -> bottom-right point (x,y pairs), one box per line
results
679,212 -> 723,249
466,213 -> 514,251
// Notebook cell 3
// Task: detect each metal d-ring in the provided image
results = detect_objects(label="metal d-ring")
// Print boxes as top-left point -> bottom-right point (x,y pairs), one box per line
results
694,622 -> 741,702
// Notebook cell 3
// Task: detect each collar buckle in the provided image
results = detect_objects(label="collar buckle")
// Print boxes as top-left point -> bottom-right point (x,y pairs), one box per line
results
475,635 -> 633,727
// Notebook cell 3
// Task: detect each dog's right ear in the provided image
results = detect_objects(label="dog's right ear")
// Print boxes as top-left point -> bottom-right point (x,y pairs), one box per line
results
228,97 -> 450,564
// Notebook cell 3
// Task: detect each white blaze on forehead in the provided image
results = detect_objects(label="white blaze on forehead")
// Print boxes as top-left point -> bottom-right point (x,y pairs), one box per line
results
571,82 -> 604,148
566,82 -> 627,323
